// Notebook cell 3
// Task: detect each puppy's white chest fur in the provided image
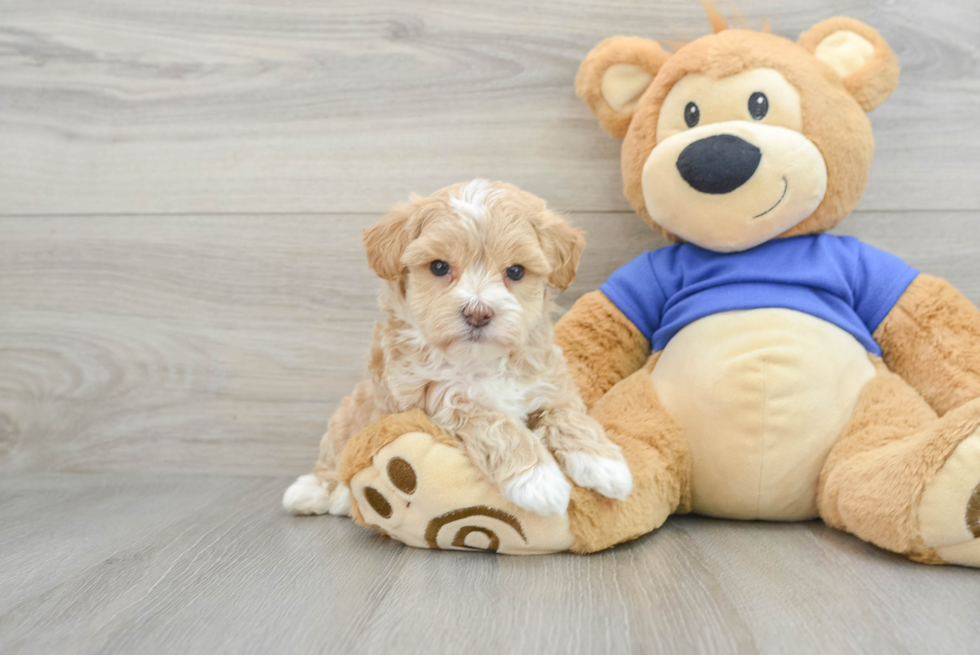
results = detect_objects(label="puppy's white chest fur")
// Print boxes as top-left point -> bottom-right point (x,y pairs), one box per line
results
387,336 -> 556,426
431,361 -> 550,423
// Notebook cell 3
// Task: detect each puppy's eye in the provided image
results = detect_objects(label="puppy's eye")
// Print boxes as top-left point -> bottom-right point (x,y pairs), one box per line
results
429,260 -> 450,277
749,92 -> 768,120
684,102 -> 700,128
505,265 -> 525,282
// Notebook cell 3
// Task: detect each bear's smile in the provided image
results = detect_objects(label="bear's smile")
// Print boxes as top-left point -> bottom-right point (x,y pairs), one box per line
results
753,177 -> 789,219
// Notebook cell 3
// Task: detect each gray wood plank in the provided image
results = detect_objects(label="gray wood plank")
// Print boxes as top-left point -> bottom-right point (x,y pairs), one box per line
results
0,473 -> 978,655
0,473 -> 411,655
0,473 -> 264,615
2,211 -> 979,476
0,0 -> 978,215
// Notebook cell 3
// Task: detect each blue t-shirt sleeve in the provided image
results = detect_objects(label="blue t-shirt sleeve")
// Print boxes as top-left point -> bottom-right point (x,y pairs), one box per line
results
599,252 -> 668,341
848,239 -> 919,333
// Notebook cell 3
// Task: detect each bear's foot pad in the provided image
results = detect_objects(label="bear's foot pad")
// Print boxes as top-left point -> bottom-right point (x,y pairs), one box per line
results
348,431 -> 575,554
919,428 -> 980,567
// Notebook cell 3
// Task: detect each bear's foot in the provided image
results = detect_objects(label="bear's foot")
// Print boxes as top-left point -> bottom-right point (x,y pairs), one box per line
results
919,427 -> 980,567
346,429 -> 575,554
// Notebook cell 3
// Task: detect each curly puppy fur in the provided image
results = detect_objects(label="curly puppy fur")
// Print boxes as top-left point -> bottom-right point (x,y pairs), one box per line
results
285,180 -> 632,517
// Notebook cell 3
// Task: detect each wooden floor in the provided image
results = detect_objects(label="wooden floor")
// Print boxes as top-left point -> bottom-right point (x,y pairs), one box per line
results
1,1 -> 979,653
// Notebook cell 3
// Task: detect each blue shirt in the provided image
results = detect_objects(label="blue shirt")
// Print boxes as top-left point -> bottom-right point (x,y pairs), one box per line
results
599,234 -> 918,356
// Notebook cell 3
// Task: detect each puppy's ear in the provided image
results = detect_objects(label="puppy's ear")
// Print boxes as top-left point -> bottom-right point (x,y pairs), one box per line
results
363,203 -> 415,280
576,36 -> 671,138
798,17 -> 899,112
538,212 -> 586,292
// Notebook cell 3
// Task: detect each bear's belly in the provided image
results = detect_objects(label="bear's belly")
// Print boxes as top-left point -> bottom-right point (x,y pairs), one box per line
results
650,308 -> 876,520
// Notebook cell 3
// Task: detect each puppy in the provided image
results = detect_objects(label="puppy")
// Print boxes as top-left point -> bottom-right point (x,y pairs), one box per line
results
283,180 -> 632,517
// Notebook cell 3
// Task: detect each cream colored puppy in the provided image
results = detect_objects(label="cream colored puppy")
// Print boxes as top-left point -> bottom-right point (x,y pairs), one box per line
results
283,180 -> 632,517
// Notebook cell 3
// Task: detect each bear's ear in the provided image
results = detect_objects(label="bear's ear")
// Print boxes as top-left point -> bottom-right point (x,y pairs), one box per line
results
798,17 -> 899,112
576,36 -> 671,138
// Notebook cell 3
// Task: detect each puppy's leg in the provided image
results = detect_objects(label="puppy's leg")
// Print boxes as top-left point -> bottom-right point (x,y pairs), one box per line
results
535,397 -> 633,501
454,411 -> 571,516
282,473 -> 351,517
283,380 -> 375,516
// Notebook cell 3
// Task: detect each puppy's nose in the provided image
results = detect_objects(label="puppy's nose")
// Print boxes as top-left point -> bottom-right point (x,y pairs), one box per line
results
462,303 -> 494,328
676,134 -> 761,194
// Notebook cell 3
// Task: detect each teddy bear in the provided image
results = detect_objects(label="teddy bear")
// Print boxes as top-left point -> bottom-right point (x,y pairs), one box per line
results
323,11 -> 980,566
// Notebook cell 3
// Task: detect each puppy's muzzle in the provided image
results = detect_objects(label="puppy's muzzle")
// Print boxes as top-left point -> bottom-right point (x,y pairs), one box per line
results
462,302 -> 494,328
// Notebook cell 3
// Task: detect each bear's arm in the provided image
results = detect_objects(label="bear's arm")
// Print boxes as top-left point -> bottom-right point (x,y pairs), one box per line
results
555,290 -> 651,409
874,274 -> 980,416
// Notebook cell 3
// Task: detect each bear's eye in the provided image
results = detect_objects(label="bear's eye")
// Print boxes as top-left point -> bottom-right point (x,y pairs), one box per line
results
749,92 -> 768,120
684,102 -> 700,128
430,260 -> 450,277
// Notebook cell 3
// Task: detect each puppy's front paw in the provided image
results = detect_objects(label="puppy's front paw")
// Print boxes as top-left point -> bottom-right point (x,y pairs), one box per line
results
562,452 -> 633,501
282,474 -> 351,516
327,483 -> 352,515
503,462 -> 571,516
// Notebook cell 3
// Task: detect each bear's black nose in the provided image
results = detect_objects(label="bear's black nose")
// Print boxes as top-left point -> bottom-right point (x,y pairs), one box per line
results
676,134 -> 762,194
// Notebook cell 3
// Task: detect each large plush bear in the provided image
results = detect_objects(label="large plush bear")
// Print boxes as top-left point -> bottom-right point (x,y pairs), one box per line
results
318,13 -> 980,566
